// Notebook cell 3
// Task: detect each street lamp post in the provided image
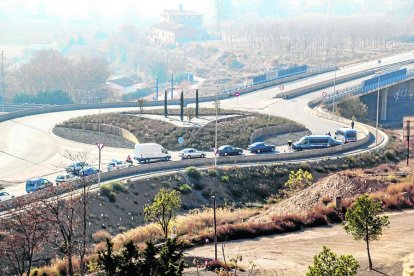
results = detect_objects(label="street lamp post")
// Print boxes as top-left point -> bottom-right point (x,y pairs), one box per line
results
211,194 -> 218,261
214,85 -> 218,166
375,60 -> 382,145
333,49 -> 338,114
97,98 -> 103,186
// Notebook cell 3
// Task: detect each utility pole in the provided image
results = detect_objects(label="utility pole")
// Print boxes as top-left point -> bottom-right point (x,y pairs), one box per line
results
332,48 -> 338,114
97,98 -> 103,187
170,74 -> 174,100
375,59 -> 381,145
211,194 -> 218,261
214,85 -> 219,166
216,0 -> 221,39
407,122 -> 410,166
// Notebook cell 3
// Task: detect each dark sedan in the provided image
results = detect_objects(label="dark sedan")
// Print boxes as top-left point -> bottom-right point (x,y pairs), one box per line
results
247,142 -> 276,153
217,145 -> 243,156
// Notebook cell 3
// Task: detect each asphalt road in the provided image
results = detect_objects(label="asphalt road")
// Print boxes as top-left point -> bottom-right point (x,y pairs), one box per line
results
0,51 -> 413,197
186,210 -> 414,275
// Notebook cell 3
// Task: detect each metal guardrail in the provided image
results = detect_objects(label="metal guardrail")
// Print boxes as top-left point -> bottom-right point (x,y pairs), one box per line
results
324,69 -> 414,104
277,59 -> 414,100
0,103 -> 54,112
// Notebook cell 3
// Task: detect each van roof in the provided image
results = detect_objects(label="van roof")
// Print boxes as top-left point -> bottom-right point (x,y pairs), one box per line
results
27,178 -> 43,181
305,135 -> 332,138
135,143 -> 161,146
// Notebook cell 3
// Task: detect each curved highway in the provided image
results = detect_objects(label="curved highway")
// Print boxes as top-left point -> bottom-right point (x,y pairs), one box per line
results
0,51 -> 412,197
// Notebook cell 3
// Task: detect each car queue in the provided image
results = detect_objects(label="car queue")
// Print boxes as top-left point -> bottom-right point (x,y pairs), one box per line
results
17,127 -> 357,196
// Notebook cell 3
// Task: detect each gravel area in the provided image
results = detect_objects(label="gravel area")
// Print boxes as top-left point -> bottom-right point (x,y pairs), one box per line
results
53,127 -> 135,149
258,130 -> 311,146
251,172 -> 389,222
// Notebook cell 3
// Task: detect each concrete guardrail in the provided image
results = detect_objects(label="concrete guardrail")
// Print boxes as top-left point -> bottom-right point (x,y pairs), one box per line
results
60,123 -> 139,144
250,125 -> 307,144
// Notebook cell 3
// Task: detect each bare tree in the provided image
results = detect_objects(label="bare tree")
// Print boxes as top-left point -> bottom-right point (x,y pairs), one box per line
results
59,150 -> 96,276
42,187 -> 83,276
0,198 -> 51,276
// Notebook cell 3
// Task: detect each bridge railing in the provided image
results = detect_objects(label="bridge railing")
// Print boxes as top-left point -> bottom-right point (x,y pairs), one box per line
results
324,69 -> 414,104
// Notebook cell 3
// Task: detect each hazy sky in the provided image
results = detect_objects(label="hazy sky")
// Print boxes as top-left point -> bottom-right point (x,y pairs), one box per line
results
0,0 -> 412,22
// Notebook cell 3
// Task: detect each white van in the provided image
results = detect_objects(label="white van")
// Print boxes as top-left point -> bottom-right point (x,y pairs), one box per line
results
134,143 -> 171,163
335,128 -> 357,143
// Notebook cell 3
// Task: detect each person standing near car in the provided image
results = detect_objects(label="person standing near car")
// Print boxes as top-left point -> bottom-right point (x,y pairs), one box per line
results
287,139 -> 293,150
351,120 -> 355,129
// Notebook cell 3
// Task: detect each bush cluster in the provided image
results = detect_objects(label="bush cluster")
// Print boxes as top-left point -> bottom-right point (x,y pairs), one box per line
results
178,184 -> 192,194
100,182 -> 128,202
185,167 -> 201,180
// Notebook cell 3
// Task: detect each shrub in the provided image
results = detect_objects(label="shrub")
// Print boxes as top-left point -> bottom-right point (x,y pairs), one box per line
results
220,175 -> 230,183
300,162 -> 312,171
100,184 -> 112,197
178,184 -> 192,194
314,166 -> 326,173
112,182 -> 128,193
208,169 -> 218,177
193,181 -> 205,190
186,167 -> 202,180
304,211 -> 328,227
108,191 -> 117,203
202,190 -> 211,199
206,259 -> 230,271
285,169 -> 313,190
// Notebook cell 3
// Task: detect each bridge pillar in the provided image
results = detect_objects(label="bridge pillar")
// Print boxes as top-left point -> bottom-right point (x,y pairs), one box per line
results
381,88 -> 388,121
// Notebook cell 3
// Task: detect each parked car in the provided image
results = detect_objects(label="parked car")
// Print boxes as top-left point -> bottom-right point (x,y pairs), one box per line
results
0,191 -> 14,202
292,135 -> 343,151
78,167 -> 99,177
55,174 -> 78,185
65,162 -> 89,174
134,143 -> 171,163
26,178 -> 53,193
248,142 -> 276,153
178,148 -> 206,159
107,160 -> 131,171
217,145 -> 243,156
335,128 -> 358,143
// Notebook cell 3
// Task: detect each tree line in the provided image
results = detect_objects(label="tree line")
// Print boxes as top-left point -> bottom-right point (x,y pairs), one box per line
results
6,49 -> 110,104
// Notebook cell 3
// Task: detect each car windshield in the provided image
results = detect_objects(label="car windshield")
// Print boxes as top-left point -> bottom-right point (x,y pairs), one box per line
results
0,192 -> 8,196
57,176 -> 64,179
298,138 -> 307,144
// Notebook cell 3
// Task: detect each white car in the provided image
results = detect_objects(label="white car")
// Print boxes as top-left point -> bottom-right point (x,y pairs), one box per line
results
55,174 -> 78,185
178,148 -> 206,159
107,160 -> 130,171
0,191 -> 14,202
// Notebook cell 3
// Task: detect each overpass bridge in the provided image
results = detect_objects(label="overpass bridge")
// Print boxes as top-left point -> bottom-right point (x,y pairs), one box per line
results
323,68 -> 414,125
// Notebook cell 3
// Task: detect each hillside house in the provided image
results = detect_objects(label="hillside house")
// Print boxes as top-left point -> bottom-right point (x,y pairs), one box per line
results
151,5 -> 208,46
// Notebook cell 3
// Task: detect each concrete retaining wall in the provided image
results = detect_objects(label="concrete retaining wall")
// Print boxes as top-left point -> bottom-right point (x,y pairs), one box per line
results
61,123 -> 139,144
250,125 -> 306,143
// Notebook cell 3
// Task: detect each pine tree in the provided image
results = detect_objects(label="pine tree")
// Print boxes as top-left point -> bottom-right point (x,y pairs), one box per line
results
343,195 -> 389,270
157,238 -> 185,275
98,238 -> 118,276
117,241 -> 139,275
180,91 -> 184,121
195,89 -> 199,118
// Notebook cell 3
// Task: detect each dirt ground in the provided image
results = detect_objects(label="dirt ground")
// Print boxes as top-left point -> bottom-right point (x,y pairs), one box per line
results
185,210 -> 414,276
